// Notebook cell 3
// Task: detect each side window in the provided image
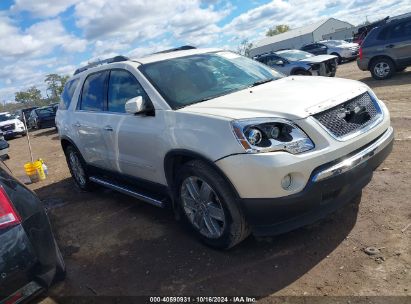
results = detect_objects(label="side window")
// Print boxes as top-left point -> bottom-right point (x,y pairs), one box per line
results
108,70 -> 149,113
80,71 -> 107,111
389,21 -> 411,39
60,78 -> 79,110
266,55 -> 283,66
377,27 -> 390,40
302,45 -> 312,51
390,23 -> 404,39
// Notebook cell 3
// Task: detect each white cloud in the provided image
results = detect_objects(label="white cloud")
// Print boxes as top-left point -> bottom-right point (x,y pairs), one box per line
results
0,16 -> 87,59
2,0 -> 411,103
11,0 -> 80,18
74,0 -> 230,47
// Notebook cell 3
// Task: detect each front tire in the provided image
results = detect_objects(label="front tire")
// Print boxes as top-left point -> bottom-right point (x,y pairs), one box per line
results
65,145 -> 94,191
370,57 -> 395,80
176,160 -> 250,249
331,53 -> 342,64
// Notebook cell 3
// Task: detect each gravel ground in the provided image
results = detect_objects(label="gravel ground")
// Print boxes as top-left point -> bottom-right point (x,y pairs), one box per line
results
4,61 -> 410,302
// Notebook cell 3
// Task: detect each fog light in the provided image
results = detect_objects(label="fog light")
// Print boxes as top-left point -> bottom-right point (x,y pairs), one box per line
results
281,174 -> 292,190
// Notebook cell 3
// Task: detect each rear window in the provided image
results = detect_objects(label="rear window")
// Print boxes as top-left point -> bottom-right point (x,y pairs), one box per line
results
60,78 -> 79,110
79,71 -> 108,111
36,108 -> 55,117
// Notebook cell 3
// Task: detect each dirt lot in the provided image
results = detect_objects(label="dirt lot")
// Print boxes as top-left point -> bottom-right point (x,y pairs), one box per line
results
4,61 -> 411,302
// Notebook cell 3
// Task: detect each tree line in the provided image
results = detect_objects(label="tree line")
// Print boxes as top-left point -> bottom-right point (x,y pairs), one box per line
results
1,74 -> 69,112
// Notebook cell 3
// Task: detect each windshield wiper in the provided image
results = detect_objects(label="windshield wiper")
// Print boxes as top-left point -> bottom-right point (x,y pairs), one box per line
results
249,78 -> 274,87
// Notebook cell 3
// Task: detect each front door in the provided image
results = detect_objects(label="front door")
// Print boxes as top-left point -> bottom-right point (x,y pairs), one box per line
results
101,68 -> 166,183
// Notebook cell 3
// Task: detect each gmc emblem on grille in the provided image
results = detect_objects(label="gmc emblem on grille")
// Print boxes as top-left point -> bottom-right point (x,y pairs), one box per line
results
337,104 -> 371,124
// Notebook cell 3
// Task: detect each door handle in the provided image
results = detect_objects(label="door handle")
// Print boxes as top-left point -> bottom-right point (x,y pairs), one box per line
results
386,44 -> 395,48
103,126 -> 113,131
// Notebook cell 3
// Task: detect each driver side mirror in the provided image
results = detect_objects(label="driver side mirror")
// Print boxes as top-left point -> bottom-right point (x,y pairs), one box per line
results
125,96 -> 150,115
275,60 -> 284,66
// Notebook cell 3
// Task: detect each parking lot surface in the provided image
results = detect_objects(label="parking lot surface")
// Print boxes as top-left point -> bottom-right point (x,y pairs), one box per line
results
5,61 -> 411,300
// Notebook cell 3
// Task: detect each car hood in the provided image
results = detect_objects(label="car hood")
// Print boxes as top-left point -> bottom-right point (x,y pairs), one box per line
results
299,54 -> 337,63
0,119 -> 20,127
179,76 -> 369,120
335,43 -> 359,50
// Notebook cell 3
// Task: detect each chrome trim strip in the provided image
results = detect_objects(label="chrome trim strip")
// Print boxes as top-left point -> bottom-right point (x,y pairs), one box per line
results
312,126 -> 393,182
89,177 -> 165,208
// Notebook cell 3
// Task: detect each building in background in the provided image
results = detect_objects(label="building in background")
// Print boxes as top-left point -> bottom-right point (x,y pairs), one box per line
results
249,18 -> 354,57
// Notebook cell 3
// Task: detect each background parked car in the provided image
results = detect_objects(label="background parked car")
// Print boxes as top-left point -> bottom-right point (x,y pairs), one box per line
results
301,40 -> 359,63
0,161 -> 65,303
28,106 -> 57,129
0,112 -> 26,139
353,17 -> 389,45
254,49 -> 338,76
0,131 -> 9,160
14,107 -> 38,126
357,16 -> 411,80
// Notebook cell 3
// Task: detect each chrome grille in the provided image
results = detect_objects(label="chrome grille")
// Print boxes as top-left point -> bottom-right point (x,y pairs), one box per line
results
313,92 -> 381,139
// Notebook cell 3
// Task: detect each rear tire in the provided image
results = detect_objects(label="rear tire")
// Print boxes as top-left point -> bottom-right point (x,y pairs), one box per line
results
175,160 -> 250,249
370,57 -> 395,80
65,145 -> 94,191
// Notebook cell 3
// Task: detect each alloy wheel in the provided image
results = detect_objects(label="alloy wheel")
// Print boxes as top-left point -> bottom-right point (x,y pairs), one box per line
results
374,62 -> 390,78
180,176 -> 226,239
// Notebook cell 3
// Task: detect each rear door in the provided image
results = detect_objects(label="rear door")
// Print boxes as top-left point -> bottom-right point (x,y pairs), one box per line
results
73,70 -> 110,169
385,19 -> 411,66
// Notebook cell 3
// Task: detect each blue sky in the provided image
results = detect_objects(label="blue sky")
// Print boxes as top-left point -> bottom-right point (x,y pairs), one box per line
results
0,0 -> 410,102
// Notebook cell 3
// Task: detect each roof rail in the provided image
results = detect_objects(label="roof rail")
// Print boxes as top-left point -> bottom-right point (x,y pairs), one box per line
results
73,55 -> 129,75
153,45 -> 196,55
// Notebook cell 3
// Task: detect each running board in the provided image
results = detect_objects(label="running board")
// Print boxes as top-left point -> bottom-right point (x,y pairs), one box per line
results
89,176 -> 165,208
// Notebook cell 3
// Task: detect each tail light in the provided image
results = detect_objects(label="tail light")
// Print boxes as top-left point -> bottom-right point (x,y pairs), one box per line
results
359,47 -> 363,60
0,186 -> 21,229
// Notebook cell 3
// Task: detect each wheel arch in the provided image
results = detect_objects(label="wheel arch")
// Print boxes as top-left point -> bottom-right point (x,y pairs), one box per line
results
368,55 -> 396,70
60,136 -> 81,155
163,149 -> 240,200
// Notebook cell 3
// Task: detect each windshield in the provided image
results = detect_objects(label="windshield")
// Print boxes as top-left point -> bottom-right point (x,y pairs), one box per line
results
276,50 -> 314,61
0,114 -> 14,122
140,52 -> 282,109
36,108 -> 55,117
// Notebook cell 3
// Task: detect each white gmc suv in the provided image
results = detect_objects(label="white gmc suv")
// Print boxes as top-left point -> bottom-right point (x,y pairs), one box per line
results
56,47 -> 393,249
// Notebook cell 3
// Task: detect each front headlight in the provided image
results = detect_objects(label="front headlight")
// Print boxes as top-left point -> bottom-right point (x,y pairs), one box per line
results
231,118 -> 315,154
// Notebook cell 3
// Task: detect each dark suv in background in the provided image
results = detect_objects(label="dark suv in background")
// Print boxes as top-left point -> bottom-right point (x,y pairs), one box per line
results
357,16 -> 411,80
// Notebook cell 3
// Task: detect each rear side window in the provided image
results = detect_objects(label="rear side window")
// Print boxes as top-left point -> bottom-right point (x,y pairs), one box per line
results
391,20 -> 411,38
107,70 -> 149,113
80,71 -> 108,111
60,78 -> 79,110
